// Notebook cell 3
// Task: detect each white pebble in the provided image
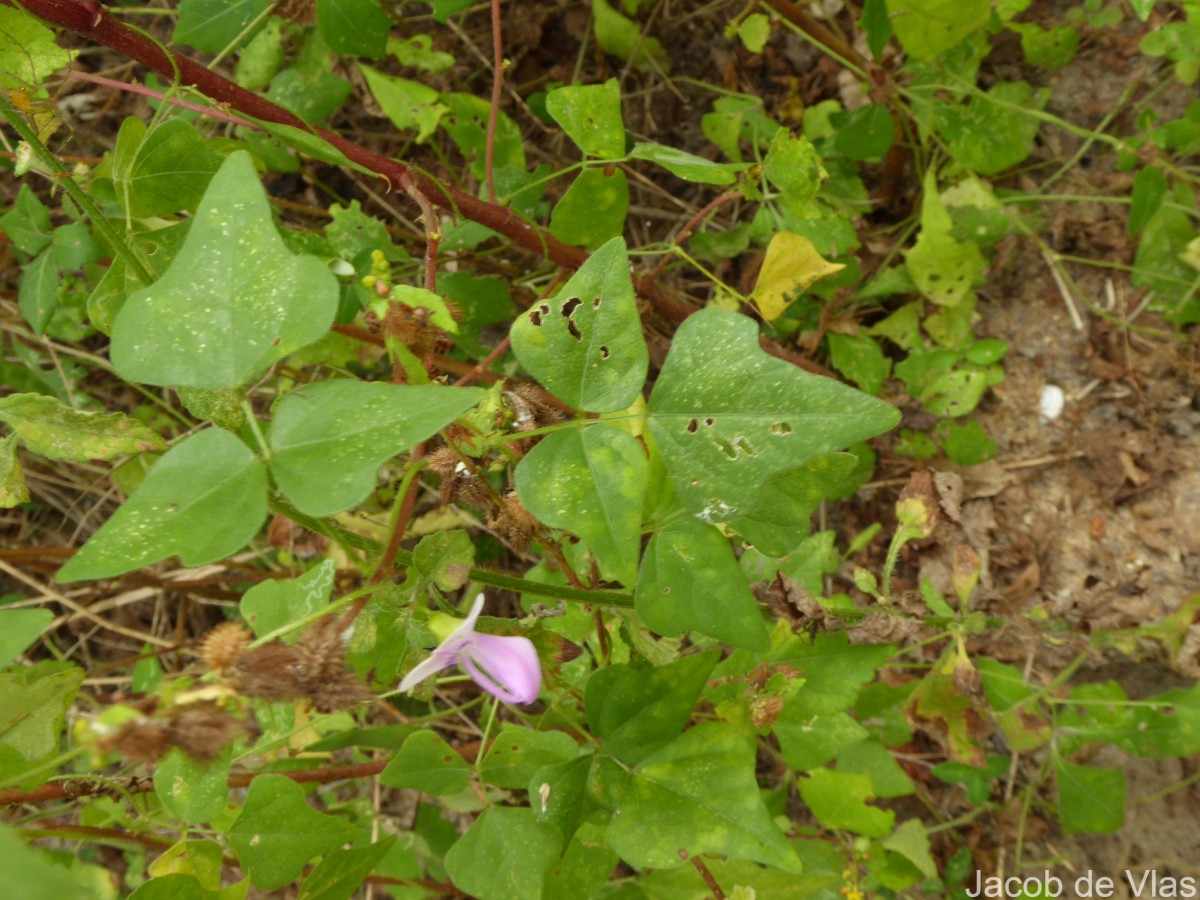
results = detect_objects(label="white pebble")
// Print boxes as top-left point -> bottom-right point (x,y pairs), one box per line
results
1039,384 -> 1065,421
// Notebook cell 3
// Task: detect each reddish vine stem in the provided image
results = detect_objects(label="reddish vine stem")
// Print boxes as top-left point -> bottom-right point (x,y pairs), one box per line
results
10,1 -> 841,380
399,171 -> 440,294
485,0 -> 504,204
650,190 -> 740,280
762,0 -> 865,69
691,856 -> 726,899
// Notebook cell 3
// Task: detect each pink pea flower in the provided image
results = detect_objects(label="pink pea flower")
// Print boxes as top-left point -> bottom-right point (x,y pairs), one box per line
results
399,593 -> 542,704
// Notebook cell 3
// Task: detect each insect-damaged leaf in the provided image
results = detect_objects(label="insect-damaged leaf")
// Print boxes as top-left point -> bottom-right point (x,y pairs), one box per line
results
0,393 -> 166,461
647,309 -> 899,522
268,380 -> 484,517
510,237 -> 647,412
110,151 -> 337,389
57,428 -> 268,582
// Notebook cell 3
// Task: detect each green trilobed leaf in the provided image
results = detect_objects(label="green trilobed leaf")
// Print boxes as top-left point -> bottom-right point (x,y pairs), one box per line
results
884,0 -> 990,60
647,309 -> 900,522
0,393 -> 167,461
549,167 -> 629,249
56,428 -> 268,583
725,453 -> 859,556
119,120 -> 222,218
444,807 -> 561,900
173,0 -> 271,53
607,723 -> 802,872
380,731 -> 470,795
545,78 -> 625,159
0,662 -> 84,790
316,0 -> 391,58
298,838 -> 397,900
637,516 -> 769,651
515,425 -> 646,587
585,650 -> 719,765
268,380 -> 484,517
110,151 -> 337,389
510,237 -> 647,412
0,6 -> 73,90
228,774 -> 356,890
153,747 -> 232,824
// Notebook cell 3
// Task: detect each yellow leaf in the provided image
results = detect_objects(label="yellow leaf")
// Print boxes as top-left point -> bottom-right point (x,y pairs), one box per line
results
751,232 -> 844,321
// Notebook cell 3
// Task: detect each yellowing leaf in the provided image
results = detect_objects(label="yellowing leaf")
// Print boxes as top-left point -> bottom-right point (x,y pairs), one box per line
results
752,232 -> 844,321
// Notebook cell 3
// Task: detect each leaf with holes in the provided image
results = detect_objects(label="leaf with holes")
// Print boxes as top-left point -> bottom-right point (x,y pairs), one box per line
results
637,515 -> 769,651
268,380 -> 484,517
905,171 -> 986,307
545,79 -> 625,160
647,308 -> 899,522
510,237 -> 647,412
607,723 -> 801,871
380,731 -> 470,795
109,151 -> 338,388
0,393 -> 166,461
56,428 -> 268,583
515,425 -> 646,587
228,775 -> 356,890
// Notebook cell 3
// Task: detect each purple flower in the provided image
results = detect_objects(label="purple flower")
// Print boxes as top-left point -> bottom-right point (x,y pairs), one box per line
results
399,593 -> 541,704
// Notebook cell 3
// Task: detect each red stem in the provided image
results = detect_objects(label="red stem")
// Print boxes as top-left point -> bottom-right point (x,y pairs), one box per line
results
486,0 -> 503,205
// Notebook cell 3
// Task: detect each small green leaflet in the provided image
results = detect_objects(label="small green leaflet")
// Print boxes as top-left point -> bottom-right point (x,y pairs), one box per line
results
0,6 -> 73,90
0,662 -> 84,790
549,168 -> 629,249
647,308 -> 899,522
1055,758 -> 1126,835
477,725 -> 578,789
173,0 -> 271,54
904,170 -> 986,307
153,747 -> 232,824
0,609 -> 52,667
110,151 -> 338,389
884,0 -> 990,60
0,434 -> 31,508
444,807 -> 561,900
359,65 -> 447,142
637,515 -> 769,651
515,425 -> 646,587
316,0 -> 390,58
545,79 -> 625,160
510,237 -> 647,412
585,650 -> 718,765
298,838 -> 397,900
799,768 -> 894,837
241,560 -> 335,639
267,380 -> 484,517
629,142 -> 742,185
0,393 -> 166,461
380,731 -> 470,795
57,428 -> 268,582
607,723 -> 801,871
113,119 -> 222,218
228,775 -> 356,890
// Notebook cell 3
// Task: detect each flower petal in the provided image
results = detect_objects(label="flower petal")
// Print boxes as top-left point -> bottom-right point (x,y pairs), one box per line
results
460,633 -> 541,704
398,594 -> 487,694
398,647 -> 458,693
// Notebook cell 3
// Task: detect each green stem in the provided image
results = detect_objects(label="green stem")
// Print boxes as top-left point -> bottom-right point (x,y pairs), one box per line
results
0,94 -> 155,285
269,496 -> 635,608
